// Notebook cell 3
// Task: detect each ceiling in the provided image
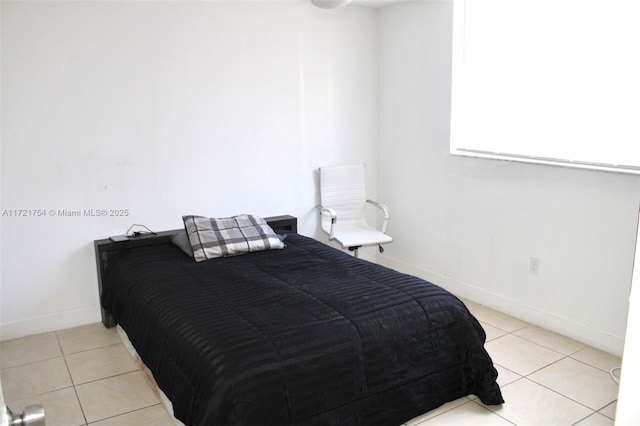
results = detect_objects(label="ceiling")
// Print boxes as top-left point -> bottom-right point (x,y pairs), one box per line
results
351,0 -> 412,7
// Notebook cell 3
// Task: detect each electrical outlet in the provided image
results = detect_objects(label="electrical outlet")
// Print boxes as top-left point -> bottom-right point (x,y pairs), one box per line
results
529,257 -> 540,275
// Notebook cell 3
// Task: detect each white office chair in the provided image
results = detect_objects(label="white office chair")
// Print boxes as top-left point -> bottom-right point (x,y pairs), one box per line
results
317,164 -> 392,257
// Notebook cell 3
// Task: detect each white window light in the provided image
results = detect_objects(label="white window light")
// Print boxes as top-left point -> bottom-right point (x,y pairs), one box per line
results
450,0 -> 640,174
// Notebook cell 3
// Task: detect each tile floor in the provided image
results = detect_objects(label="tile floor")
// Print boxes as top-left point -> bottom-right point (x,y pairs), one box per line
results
0,322 -> 174,426
403,299 -> 620,426
0,301 -> 621,426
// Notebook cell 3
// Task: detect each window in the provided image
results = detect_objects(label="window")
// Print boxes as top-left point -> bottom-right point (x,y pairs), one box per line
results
450,0 -> 640,174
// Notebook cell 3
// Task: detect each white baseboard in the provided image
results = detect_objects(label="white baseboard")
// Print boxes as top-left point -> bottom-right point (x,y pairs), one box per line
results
0,305 -> 101,341
379,255 -> 625,357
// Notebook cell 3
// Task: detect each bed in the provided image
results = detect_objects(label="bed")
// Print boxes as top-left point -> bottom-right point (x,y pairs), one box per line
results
95,215 -> 503,426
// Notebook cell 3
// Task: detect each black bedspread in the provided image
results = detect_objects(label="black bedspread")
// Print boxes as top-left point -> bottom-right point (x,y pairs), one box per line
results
102,233 -> 503,426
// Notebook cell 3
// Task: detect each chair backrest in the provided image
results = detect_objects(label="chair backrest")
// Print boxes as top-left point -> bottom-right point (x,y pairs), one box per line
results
319,164 -> 366,225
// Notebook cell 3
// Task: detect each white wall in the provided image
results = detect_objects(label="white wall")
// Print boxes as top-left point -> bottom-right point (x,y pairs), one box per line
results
377,0 -> 640,355
616,213 -> 640,423
0,1 -> 379,339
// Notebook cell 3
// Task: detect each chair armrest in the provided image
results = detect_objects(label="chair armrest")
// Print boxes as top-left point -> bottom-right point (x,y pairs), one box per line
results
316,205 -> 337,239
366,200 -> 390,234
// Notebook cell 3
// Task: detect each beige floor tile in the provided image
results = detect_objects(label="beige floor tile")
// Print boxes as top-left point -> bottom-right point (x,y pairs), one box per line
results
66,344 -> 139,385
6,387 -> 85,426
529,357 -> 618,411
418,400 -> 512,425
571,347 -> 622,373
485,334 -> 564,376
472,307 -> 529,333
494,365 -> 521,388
480,322 -> 508,342
405,397 -> 470,425
460,298 -> 482,313
467,364 -> 517,403
75,371 -> 159,423
574,412 -> 614,426
0,357 -> 72,401
0,332 -> 62,369
88,404 -> 175,426
599,401 -> 616,420
57,323 -> 121,355
489,378 -> 593,426
514,325 -> 585,355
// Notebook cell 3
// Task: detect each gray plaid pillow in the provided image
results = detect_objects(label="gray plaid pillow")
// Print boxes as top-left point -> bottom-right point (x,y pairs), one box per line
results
182,214 -> 284,262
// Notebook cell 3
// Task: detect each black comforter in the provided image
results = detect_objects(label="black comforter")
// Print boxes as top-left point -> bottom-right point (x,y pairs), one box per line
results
102,233 -> 503,426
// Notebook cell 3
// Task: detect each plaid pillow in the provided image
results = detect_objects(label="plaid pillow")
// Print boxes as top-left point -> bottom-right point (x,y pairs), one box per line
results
182,214 -> 284,262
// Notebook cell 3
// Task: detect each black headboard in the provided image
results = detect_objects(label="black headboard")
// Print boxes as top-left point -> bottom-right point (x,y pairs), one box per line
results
94,215 -> 297,327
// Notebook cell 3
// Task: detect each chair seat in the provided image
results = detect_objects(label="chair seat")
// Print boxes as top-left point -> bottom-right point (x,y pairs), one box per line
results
332,223 -> 393,249
318,164 -> 392,256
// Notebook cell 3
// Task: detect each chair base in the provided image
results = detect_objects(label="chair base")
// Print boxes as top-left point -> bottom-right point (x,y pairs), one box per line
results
348,244 -> 385,258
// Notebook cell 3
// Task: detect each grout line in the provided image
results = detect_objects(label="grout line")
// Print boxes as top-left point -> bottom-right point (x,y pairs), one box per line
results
73,370 -> 146,388
522,358 -> 615,416
490,320 -> 619,422
568,354 -> 622,375
598,401 -> 617,421
56,331 -> 89,426
508,333 -> 586,357
522,353 -> 568,377
467,398 -> 518,426
53,331 -> 162,425
84,404 -> 166,425
0,355 -> 65,372
570,411 -> 600,426
60,342 -> 124,358
499,376 -> 600,423
485,327 -> 617,424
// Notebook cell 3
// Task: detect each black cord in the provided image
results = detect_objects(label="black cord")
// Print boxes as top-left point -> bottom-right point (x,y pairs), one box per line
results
125,224 -> 156,238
